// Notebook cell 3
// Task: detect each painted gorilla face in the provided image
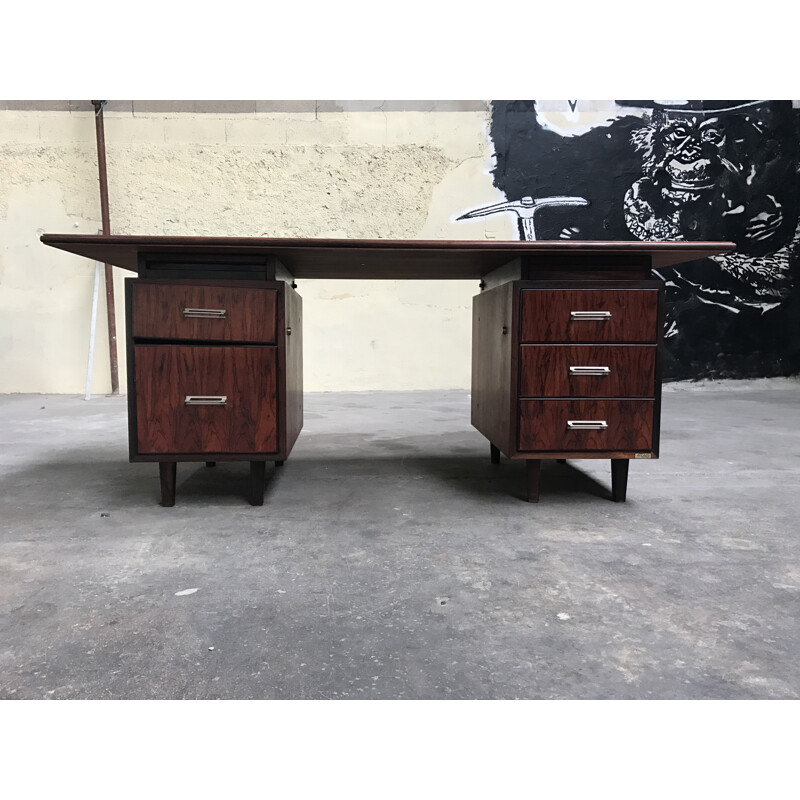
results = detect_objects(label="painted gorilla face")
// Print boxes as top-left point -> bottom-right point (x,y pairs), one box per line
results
631,113 -> 729,192
660,116 -> 725,189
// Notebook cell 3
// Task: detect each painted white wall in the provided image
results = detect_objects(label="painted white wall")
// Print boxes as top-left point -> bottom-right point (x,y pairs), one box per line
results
0,104 -> 515,394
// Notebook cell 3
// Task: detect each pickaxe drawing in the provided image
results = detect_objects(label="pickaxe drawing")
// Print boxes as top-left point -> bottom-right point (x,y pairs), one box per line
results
457,195 -> 590,240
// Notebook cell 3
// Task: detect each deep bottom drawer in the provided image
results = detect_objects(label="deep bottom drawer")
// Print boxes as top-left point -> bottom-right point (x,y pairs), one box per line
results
519,399 -> 653,452
135,345 -> 278,454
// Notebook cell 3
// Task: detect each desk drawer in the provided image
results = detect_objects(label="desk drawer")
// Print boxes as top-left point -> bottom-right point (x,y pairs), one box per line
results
519,345 -> 656,397
520,289 -> 658,343
132,283 -> 277,343
518,399 -> 653,452
134,345 -> 278,454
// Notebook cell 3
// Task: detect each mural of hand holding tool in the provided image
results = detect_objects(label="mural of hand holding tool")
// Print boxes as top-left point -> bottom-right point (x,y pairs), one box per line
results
457,195 -> 590,240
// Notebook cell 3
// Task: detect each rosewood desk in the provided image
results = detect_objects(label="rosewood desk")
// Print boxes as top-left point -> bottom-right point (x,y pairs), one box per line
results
40,235 -> 733,505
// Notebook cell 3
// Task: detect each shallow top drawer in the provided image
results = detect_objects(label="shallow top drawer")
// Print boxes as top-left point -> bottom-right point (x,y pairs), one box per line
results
520,289 -> 658,343
132,283 -> 277,343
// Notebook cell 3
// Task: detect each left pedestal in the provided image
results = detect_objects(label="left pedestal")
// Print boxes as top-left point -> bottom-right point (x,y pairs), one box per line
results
126,276 -> 303,506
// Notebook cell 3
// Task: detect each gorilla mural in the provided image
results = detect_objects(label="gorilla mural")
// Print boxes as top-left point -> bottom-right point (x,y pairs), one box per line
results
461,100 -> 800,380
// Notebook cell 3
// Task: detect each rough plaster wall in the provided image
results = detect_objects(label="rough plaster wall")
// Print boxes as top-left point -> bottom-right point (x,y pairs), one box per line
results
0,138 -> 125,396
110,145 -> 449,237
0,109 -> 509,393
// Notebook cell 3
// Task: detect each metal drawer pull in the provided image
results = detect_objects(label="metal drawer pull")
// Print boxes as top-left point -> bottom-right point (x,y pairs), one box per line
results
569,366 -> 611,376
570,311 -> 611,320
185,395 -> 227,406
183,308 -> 227,319
567,420 -> 608,430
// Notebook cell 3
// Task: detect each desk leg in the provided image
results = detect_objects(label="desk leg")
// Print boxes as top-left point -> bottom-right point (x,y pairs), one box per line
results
159,461 -> 177,507
275,460 -> 285,467
249,460 -> 266,506
490,443 -> 500,464
526,459 -> 541,503
205,461 -> 216,467
611,459 -> 629,502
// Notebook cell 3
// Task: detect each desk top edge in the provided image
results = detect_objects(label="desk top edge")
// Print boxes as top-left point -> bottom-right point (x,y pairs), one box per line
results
40,234 -> 736,276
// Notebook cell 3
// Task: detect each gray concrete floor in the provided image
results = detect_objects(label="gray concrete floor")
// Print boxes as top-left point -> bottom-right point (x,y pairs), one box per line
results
1,380 -> 799,699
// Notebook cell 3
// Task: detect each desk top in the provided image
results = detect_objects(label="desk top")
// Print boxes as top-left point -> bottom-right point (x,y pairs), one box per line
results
40,234 -> 735,279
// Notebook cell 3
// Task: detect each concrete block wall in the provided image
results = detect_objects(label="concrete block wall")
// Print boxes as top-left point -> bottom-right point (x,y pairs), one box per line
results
0,101 -> 512,394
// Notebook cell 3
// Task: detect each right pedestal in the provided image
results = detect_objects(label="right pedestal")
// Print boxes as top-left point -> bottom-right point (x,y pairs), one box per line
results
472,274 -> 663,503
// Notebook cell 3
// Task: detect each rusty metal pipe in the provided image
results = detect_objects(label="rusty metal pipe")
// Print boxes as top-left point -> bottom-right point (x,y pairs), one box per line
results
91,100 -> 119,394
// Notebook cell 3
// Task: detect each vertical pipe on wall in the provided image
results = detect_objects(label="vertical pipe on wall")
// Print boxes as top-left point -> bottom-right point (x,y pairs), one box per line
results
91,100 -> 119,395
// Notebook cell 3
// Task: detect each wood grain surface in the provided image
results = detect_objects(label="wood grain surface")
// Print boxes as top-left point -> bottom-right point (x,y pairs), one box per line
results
135,345 -> 278,454
520,289 -> 659,343
519,345 -> 656,397
518,399 -> 653,452
132,283 -> 277,343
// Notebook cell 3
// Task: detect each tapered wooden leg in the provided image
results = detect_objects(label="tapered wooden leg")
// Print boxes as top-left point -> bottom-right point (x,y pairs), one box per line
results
611,459 -> 629,502
490,443 -> 500,464
159,461 -> 177,507
526,459 -> 541,503
249,460 -> 266,506
205,461 -> 216,467
275,460 -> 285,467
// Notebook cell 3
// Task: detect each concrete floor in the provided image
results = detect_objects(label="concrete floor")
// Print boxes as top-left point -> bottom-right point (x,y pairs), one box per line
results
1,380 -> 798,699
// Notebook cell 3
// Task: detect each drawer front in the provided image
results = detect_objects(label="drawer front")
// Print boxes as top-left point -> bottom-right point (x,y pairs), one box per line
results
518,399 -> 653,452
519,345 -> 656,397
135,345 -> 278,454
520,289 -> 658,343
132,283 -> 277,343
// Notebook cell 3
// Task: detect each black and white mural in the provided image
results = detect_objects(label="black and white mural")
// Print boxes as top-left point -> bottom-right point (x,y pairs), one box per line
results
460,100 -> 800,380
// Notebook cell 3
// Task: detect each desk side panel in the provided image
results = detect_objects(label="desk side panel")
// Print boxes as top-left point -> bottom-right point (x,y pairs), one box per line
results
471,282 -> 515,456
282,284 -> 304,458
125,278 -> 138,460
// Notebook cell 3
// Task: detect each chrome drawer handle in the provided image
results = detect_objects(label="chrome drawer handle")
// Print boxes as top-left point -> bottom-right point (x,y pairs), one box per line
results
570,311 -> 611,321
183,308 -> 227,319
567,420 -> 608,430
569,366 -> 611,376
185,395 -> 227,406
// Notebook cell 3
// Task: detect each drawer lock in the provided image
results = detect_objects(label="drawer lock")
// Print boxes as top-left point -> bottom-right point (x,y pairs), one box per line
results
569,366 -> 611,376
185,395 -> 228,406
567,420 -> 608,430
183,308 -> 227,319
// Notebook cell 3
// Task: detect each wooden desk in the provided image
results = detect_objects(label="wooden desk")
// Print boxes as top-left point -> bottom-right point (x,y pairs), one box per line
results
41,235 -> 733,505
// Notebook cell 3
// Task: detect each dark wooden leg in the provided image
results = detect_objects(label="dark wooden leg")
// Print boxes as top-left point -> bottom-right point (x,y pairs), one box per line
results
205,461 -> 216,467
557,459 -> 566,464
490,443 -> 500,464
159,461 -> 176,507
526,459 -> 541,503
249,460 -> 266,506
611,459 -> 629,502
275,460 -> 285,467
